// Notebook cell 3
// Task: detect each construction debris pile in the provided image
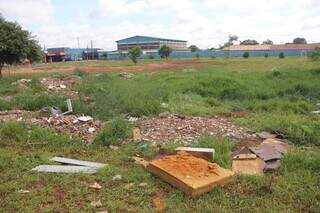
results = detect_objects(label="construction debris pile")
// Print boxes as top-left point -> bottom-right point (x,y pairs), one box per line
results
41,76 -> 81,91
140,113 -> 253,144
232,138 -> 291,176
37,115 -> 102,144
0,110 -> 102,144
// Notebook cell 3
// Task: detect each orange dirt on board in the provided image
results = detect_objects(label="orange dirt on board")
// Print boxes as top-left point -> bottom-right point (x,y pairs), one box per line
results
148,151 -> 234,191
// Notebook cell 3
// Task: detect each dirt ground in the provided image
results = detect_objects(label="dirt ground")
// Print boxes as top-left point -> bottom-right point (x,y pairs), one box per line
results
3,59 -> 206,75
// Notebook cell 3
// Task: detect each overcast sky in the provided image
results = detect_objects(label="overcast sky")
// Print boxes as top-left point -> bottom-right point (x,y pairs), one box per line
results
0,0 -> 319,50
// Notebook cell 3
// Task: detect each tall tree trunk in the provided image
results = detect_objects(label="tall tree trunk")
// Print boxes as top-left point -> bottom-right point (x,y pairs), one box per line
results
0,65 -> 3,79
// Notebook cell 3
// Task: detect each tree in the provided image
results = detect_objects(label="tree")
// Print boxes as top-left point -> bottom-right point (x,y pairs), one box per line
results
240,39 -> 259,45
189,45 -> 199,52
0,16 -> 42,77
262,39 -> 273,45
243,52 -> 250,58
158,45 -> 172,59
279,52 -> 285,59
128,47 -> 142,64
293,37 -> 307,44
222,35 -> 239,48
307,48 -> 320,61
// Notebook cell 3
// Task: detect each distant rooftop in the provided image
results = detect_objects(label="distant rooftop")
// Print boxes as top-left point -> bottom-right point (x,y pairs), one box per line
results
224,43 -> 320,51
116,35 -> 187,44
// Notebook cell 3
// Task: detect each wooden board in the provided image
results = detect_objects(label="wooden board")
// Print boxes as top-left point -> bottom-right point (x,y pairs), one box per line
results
232,157 -> 265,176
175,147 -> 215,161
147,152 -> 234,197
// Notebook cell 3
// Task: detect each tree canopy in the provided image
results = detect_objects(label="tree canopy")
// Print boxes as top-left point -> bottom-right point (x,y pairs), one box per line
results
0,16 -> 43,77
240,39 -> 259,45
262,39 -> 274,45
128,46 -> 142,64
158,45 -> 172,59
293,37 -> 307,44
189,45 -> 199,52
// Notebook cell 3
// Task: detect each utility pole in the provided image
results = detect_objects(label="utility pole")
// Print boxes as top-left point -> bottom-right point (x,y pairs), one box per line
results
91,40 -> 93,60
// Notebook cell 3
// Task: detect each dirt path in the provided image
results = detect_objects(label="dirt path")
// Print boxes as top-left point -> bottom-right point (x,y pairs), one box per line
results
3,59 -> 207,76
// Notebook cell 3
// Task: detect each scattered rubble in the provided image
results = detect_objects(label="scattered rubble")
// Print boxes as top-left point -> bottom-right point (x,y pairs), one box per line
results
118,72 -> 135,79
232,138 -> 291,175
89,182 -> 102,190
152,195 -> 166,213
109,145 -> 119,151
140,113 -> 253,144
112,174 -> 122,181
132,127 -> 142,141
91,200 -> 102,208
132,156 -> 149,168
147,151 -> 234,197
40,115 -> 102,144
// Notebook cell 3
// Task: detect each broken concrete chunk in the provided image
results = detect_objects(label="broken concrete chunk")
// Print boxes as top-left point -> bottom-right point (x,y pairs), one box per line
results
89,182 -> 102,189
32,165 -> 98,174
261,139 -> 290,154
78,116 -> 93,122
175,147 -> 215,161
132,156 -> 149,168
112,174 -> 122,181
133,128 -> 142,141
50,157 -> 107,168
264,160 -> 281,172
249,144 -> 282,161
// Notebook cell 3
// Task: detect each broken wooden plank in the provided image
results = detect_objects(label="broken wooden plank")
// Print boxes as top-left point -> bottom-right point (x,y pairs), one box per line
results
232,156 -> 265,176
50,157 -> 107,168
175,147 -> 215,161
31,165 -> 98,174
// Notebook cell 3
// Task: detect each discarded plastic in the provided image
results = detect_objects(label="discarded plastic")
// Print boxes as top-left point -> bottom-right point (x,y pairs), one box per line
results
78,116 -> 93,122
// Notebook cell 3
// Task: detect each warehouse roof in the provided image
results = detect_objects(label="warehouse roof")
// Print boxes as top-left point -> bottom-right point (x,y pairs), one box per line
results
116,36 -> 187,44
224,43 -> 320,51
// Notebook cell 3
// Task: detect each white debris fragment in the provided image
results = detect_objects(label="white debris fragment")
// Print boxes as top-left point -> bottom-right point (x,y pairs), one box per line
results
89,182 -> 102,189
91,200 -> 102,208
88,127 -> 96,133
112,174 -> 122,181
78,116 -> 93,122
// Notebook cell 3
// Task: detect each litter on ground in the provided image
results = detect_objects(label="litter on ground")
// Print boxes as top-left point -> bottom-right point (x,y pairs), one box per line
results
32,157 -> 107,174
232,138 -> 291,175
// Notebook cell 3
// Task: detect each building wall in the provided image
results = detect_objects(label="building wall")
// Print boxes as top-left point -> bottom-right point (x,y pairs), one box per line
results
99,49 -> 316,60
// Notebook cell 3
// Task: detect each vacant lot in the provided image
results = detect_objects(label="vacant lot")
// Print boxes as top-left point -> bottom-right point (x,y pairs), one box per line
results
0,58 -> 319,212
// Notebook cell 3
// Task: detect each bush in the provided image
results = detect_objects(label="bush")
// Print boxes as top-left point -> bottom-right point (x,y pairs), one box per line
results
196,53 -> 200,59
279,52 -> 285,59
264,53 -> 269,58
94,118 -> 131,146
307,48 -> 320,61
243,52 -> 250,58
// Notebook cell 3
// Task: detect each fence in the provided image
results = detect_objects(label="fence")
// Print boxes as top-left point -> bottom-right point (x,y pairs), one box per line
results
98,49 -> 314,60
